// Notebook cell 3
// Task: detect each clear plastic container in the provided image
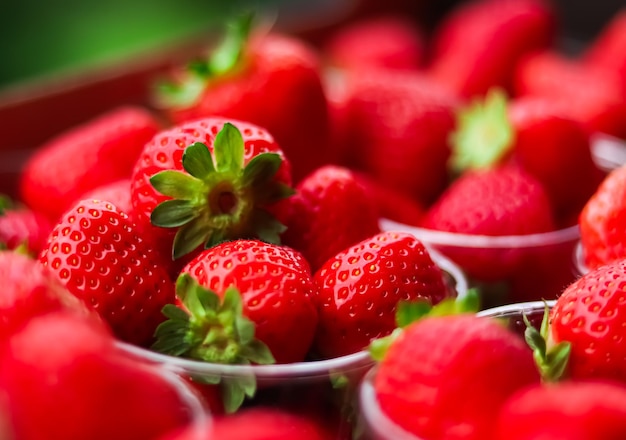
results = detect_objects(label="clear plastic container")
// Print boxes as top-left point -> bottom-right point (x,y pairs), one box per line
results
116,245 -> 468,438
380,218 -> 579,308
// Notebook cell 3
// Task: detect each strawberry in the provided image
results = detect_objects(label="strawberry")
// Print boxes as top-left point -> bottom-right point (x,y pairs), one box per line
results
549,259 -> 626,383
0,195 -> 52,255
77,178 -> 133,215
373,314 -> 540,440
449,89 -> 605,222
0,250 -> 90,339
0,311 -> 200,440
579,163 -> 626,270
154,14 -> 331,182
341,68 -> 460,206
129,118 -> 293,276
494,380 -> 626,440
159,406 -> 331,440
513,50 -> 626,139
153,239 -> 318,365
39,199 -> 175,346
279,165 -> 381,272
313,231 -> 450,359
426,0 -> 556,98
323,14 -> 425,71
19,106 -> 161,222
583,9 -> 626,91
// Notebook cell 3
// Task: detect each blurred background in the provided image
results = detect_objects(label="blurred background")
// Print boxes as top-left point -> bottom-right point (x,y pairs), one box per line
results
1,0 -> 623,91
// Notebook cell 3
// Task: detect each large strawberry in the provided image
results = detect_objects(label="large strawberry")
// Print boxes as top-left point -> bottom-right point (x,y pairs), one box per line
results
513,50 -> 626,139
313,231 -> 450,359
279,165 -> 381,272
153,239 -> 318,365
341,68 -> 460,206
154,14 -> 331,182
426,0 -> 556,98
548,259 -> 626,383
583,9 -> 626,92
0,250 -> 90,339
129,118 -> 293,276
0,311 -> 200,440
373,314 -> 540,440
494,380 -> 626,440
579,163 -> 626,270
39,199 -> 175,346
19,106 -> 161,222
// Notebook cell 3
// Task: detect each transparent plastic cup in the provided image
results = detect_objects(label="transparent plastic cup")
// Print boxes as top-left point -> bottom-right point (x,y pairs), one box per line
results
116,245 -> 467,439
380,218 -> 579,308
572,240 -> 590,278
355,300 -> 553,440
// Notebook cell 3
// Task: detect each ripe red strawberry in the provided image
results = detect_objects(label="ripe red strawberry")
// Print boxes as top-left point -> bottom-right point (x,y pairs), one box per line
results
39,199 -> 175,346
77,178 -> 133,215
19,106 -> 161,222
583,9 -> 626,91
0,195 -> 52,255
129,118 -> 293,276
449,89 -> 605,222
579,163 -> 626,270
313,231 -> 450,359
549,259 -> 626,383
279,165 -> 381,272
154,15 -> 331,182
494,381 -> 626,440
159,406 -> 330,440
427,0 -> 556,98
373,314 -> 540,440
153,239 -> 318,366
513,51 -> 626,139
0,250 -> 91,339
323,14 -> 425,71
341,69 -> 460,206
0,311 -> 200,440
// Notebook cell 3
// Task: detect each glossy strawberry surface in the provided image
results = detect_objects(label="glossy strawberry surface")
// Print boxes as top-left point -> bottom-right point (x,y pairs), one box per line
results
313,231 -> 449,359
550,259 -> 626,382
39,199 -> 175,346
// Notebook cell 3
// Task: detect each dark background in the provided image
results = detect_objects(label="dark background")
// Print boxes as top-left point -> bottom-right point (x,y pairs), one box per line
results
0,0 -> 623,90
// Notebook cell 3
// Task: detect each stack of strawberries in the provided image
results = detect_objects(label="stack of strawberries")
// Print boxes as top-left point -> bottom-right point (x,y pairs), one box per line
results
1,0 -> 626,438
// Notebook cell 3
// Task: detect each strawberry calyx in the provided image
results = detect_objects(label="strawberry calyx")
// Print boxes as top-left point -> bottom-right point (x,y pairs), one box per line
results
154,11 -> 254,109
150,122 -> 293,259
448,88 -> 514,176
369,288 -> 480,361
152,273 -> 275,413
523,302 -> 571,383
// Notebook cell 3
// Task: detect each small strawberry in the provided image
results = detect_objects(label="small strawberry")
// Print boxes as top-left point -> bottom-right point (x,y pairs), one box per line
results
494,380 -> 626,440
0,250 -> 90,339
513,50 -> 626,139
129,118 -> 293,276
373,314 -> 540,440
313,231 -> 450,359
323,14 -> 425,71
0,311 -> 200,440
579,163 -> 626,270
154,14 -> 331,182
548,259 -> 626,383
19,106 -> 162,222
159,406 -> 331,440
427,0 -> 556,98
39,199 -> 175,346
279,165 -> 381,272
0,194 -> 52,255
341,68 -> 460,206
153,239 -> 318,365
448,89 -> 605,222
